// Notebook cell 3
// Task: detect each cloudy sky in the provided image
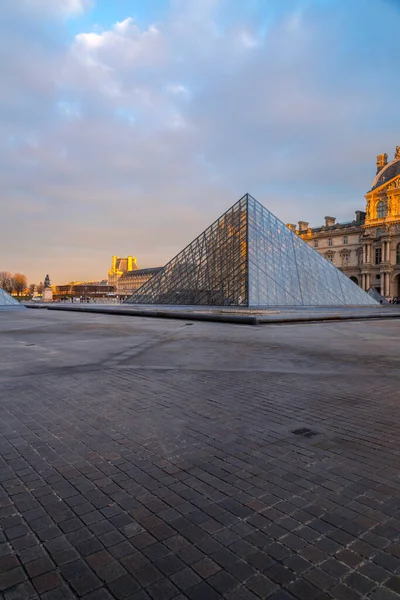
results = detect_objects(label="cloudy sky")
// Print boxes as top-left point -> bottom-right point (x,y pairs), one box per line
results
1,0 -> 400,284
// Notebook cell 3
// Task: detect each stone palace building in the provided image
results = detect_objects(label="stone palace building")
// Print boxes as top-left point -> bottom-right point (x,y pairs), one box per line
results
290,147 -> 400,298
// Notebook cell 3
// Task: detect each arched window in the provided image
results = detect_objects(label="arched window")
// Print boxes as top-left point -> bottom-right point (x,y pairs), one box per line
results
397,243 -> 400,265
377,201 -> 387,219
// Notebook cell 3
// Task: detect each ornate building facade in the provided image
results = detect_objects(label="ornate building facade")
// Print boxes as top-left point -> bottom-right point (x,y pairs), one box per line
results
291,147 -> 400,298
108,256 -> 137,287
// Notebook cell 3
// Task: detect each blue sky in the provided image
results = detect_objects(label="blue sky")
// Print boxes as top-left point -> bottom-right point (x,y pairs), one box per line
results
66,0 -> 170,36
1,0 -> 400,283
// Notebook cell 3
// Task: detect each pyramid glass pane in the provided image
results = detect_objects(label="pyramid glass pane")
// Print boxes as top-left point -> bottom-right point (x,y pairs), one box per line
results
126,193 -> 378,307
126,196 -> 248,306
0,287 -> 20,306
246,195 -> 376,307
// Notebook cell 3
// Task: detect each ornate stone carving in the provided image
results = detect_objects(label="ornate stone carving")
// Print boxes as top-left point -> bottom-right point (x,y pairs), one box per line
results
388,178 -> 400,190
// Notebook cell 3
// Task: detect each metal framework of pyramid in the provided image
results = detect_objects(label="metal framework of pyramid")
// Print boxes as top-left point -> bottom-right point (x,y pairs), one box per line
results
125,194 -> 377,307
0,287 -> 20,307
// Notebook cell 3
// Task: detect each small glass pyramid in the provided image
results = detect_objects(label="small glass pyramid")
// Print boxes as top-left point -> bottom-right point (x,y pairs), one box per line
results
0,287 -> 20,306
126,194 -> 377,307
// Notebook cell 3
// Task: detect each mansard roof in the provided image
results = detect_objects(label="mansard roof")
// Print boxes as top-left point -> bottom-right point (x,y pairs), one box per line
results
371,158 -> 400,191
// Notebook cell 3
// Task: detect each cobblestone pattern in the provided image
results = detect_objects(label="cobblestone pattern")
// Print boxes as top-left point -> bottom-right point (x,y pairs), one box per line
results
2,355 -> 400,598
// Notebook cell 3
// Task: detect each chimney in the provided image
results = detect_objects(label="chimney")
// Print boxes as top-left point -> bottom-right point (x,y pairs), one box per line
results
324,216 -> 336,227
376,153 -> 388,174
395,146 -> 400,160
355,210 -> 366,223
286,223 -> 296,231
298,221 -> 309,232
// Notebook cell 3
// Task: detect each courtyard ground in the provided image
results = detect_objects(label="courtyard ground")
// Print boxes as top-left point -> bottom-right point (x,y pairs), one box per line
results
1,309 -> 400,600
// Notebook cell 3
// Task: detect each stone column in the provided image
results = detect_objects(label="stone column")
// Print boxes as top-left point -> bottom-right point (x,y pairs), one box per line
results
387,272 -> 392,297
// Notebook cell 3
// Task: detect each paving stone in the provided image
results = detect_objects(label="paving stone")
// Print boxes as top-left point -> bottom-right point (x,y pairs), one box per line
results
107,574 -> 140,599
246,573 -> 278,598
32,571 -> 63,594
369,588 -> 400,600
224,585 -> 260,600
70,573 -> 103,595
154,554 -> 185,576
386,576 -> 400,594
3,582 -> 38,600
25,557 -> 55,578
287,578 -> 320,600
192,557 -> 221,578
358,561 -> 391,583
185,580 -> 222,600
0,567 -> 27,592
4,312 -> 400,600
145,577 -> 180,600
329,583 -> 363,600
344,572 -> 376,595
132,564 -> 163,587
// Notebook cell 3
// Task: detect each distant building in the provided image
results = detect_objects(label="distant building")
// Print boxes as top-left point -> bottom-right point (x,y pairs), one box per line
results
291,147 -> 400,298
117,267 -> 163,297
53,281 -> 115,299
108,256 -> 137,287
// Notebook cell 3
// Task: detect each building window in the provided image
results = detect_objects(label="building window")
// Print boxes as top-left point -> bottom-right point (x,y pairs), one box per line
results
397,243 -> 400,265
377,201 -> 387,219
326,254 -> 333,262
328,238 -> 333,247
376,228 -> 382,238
314,239 -> 318,248
343,236 -> 348,245
342,253 -> 349,267
375,247 -> 382,264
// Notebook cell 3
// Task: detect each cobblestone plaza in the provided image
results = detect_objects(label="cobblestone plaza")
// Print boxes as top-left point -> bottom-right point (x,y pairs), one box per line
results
1,309 -> 400,599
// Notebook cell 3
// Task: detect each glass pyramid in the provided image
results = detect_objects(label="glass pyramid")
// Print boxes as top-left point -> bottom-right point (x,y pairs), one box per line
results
0,287 -> 20,306
126,194 -> 377,307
